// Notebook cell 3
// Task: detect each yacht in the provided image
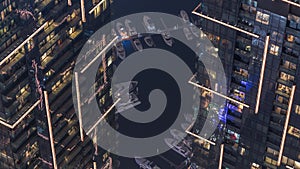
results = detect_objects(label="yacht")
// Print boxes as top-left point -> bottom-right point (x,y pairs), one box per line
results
115,42 -> 126,60
116,22 -> 129,39
183,27 -> 193,40
189,25 -> 200,37
170,129 -> 186,141
180,10 -> 190,23
125,19 -> 138,36
188,163 -> 199,169
144,36 -> 155,47
161,31 -> 173,46
143,16 -> 156,32
184,113 -> 194,123
116,93 -> 141,113
114,81 -> 138,97
170,129 -> 193,150
135,157 -> 161,169
164,138 -> 191,158
132,38 -> 143,51
181,123 -> 191,131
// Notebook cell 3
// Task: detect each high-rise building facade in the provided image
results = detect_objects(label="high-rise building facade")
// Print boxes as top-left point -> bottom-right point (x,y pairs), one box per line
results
0,0 -> 115,168
191,0 -> 300,169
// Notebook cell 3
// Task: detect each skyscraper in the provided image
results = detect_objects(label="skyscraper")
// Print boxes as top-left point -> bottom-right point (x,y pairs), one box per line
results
0,0 -> 115,168
191,0 -> 300,168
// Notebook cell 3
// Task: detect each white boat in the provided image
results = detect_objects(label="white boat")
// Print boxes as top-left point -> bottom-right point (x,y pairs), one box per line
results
114,81 -> 138,97
135,157 -> 161,169
144,36 -> 155,47
184,113 -> 194,123
188,163 -> 199,169
181,123 -> 190,131
189,25 -> 199,38
180,10 -> 190,23
114,81 -> 140,113
125,19 -> 138,36
111,28 -> 117,37
170,129 -> 186,141
170,129 -> 193,150
161,31 -> 173,46
183,27 -> 193,41
116,22 -> 128,39
143,16 -> 156,32
116,92 -> 141,113
115,42 -> 126,60
132,38 -> 143,51
164,138 -> 191,158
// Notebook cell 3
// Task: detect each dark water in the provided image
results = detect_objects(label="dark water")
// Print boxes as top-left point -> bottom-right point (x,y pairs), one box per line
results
109,1 -> 200,169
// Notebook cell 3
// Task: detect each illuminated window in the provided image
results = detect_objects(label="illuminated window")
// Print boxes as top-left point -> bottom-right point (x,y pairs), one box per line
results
295,105 -> 300,115
41,52 -> 47,61
107,56 -> 112,67
109,88 -> 112,96
94,5 -> 101,18
270,44 -> 279,56
265,156 -> 277,166
225,129 -> 240,143
27,39 -> 34,50
102,0 -> 107,10
100,95 -> 105,105
1,11 -> 4,21
256,11 -> 270,25
240,147 -> 245,156
280,72 -> 294,82
68,27 -> 75,35
276,95 -> 288,105
287,34 -> 294,42
251,163 -> 261,169
71,11 -> 76,19
288,126 -> 300,138
266,147 -> 279,156
277,83 -> 291,95
282,60 -> 297,71
235,68 -> 248,78
207,69 -> 216,79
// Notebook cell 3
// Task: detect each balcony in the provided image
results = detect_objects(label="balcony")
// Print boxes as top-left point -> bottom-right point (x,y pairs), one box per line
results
234,54 -> 250,65
39,29 -> 67,56
57,134 -> 80,165
49,84 -> 72,110
5,88 -> 31,113
54,114 -> 78,144
64,143 -> 82,166
282,52 -> 298,64
269,122 -> 283,136
55,127 -> 78,157
0,25 -> 21,53
52,99 -> 73,125
35,0 -> 53,14
4,99 -> 32,121
277,79 -> 294,89
44,49 -> 74,84
11,128 -> 36,152
69,143 -> 93,168
275,90 -> 290,100
0,66 -> 28,97
10,116 -> 35,140
3,84 -> 29,112
279,66 -> 296,76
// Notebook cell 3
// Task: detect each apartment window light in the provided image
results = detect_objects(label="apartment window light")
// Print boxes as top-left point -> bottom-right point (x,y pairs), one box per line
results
270,44 -> 279,56
295,105 -> 300,115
